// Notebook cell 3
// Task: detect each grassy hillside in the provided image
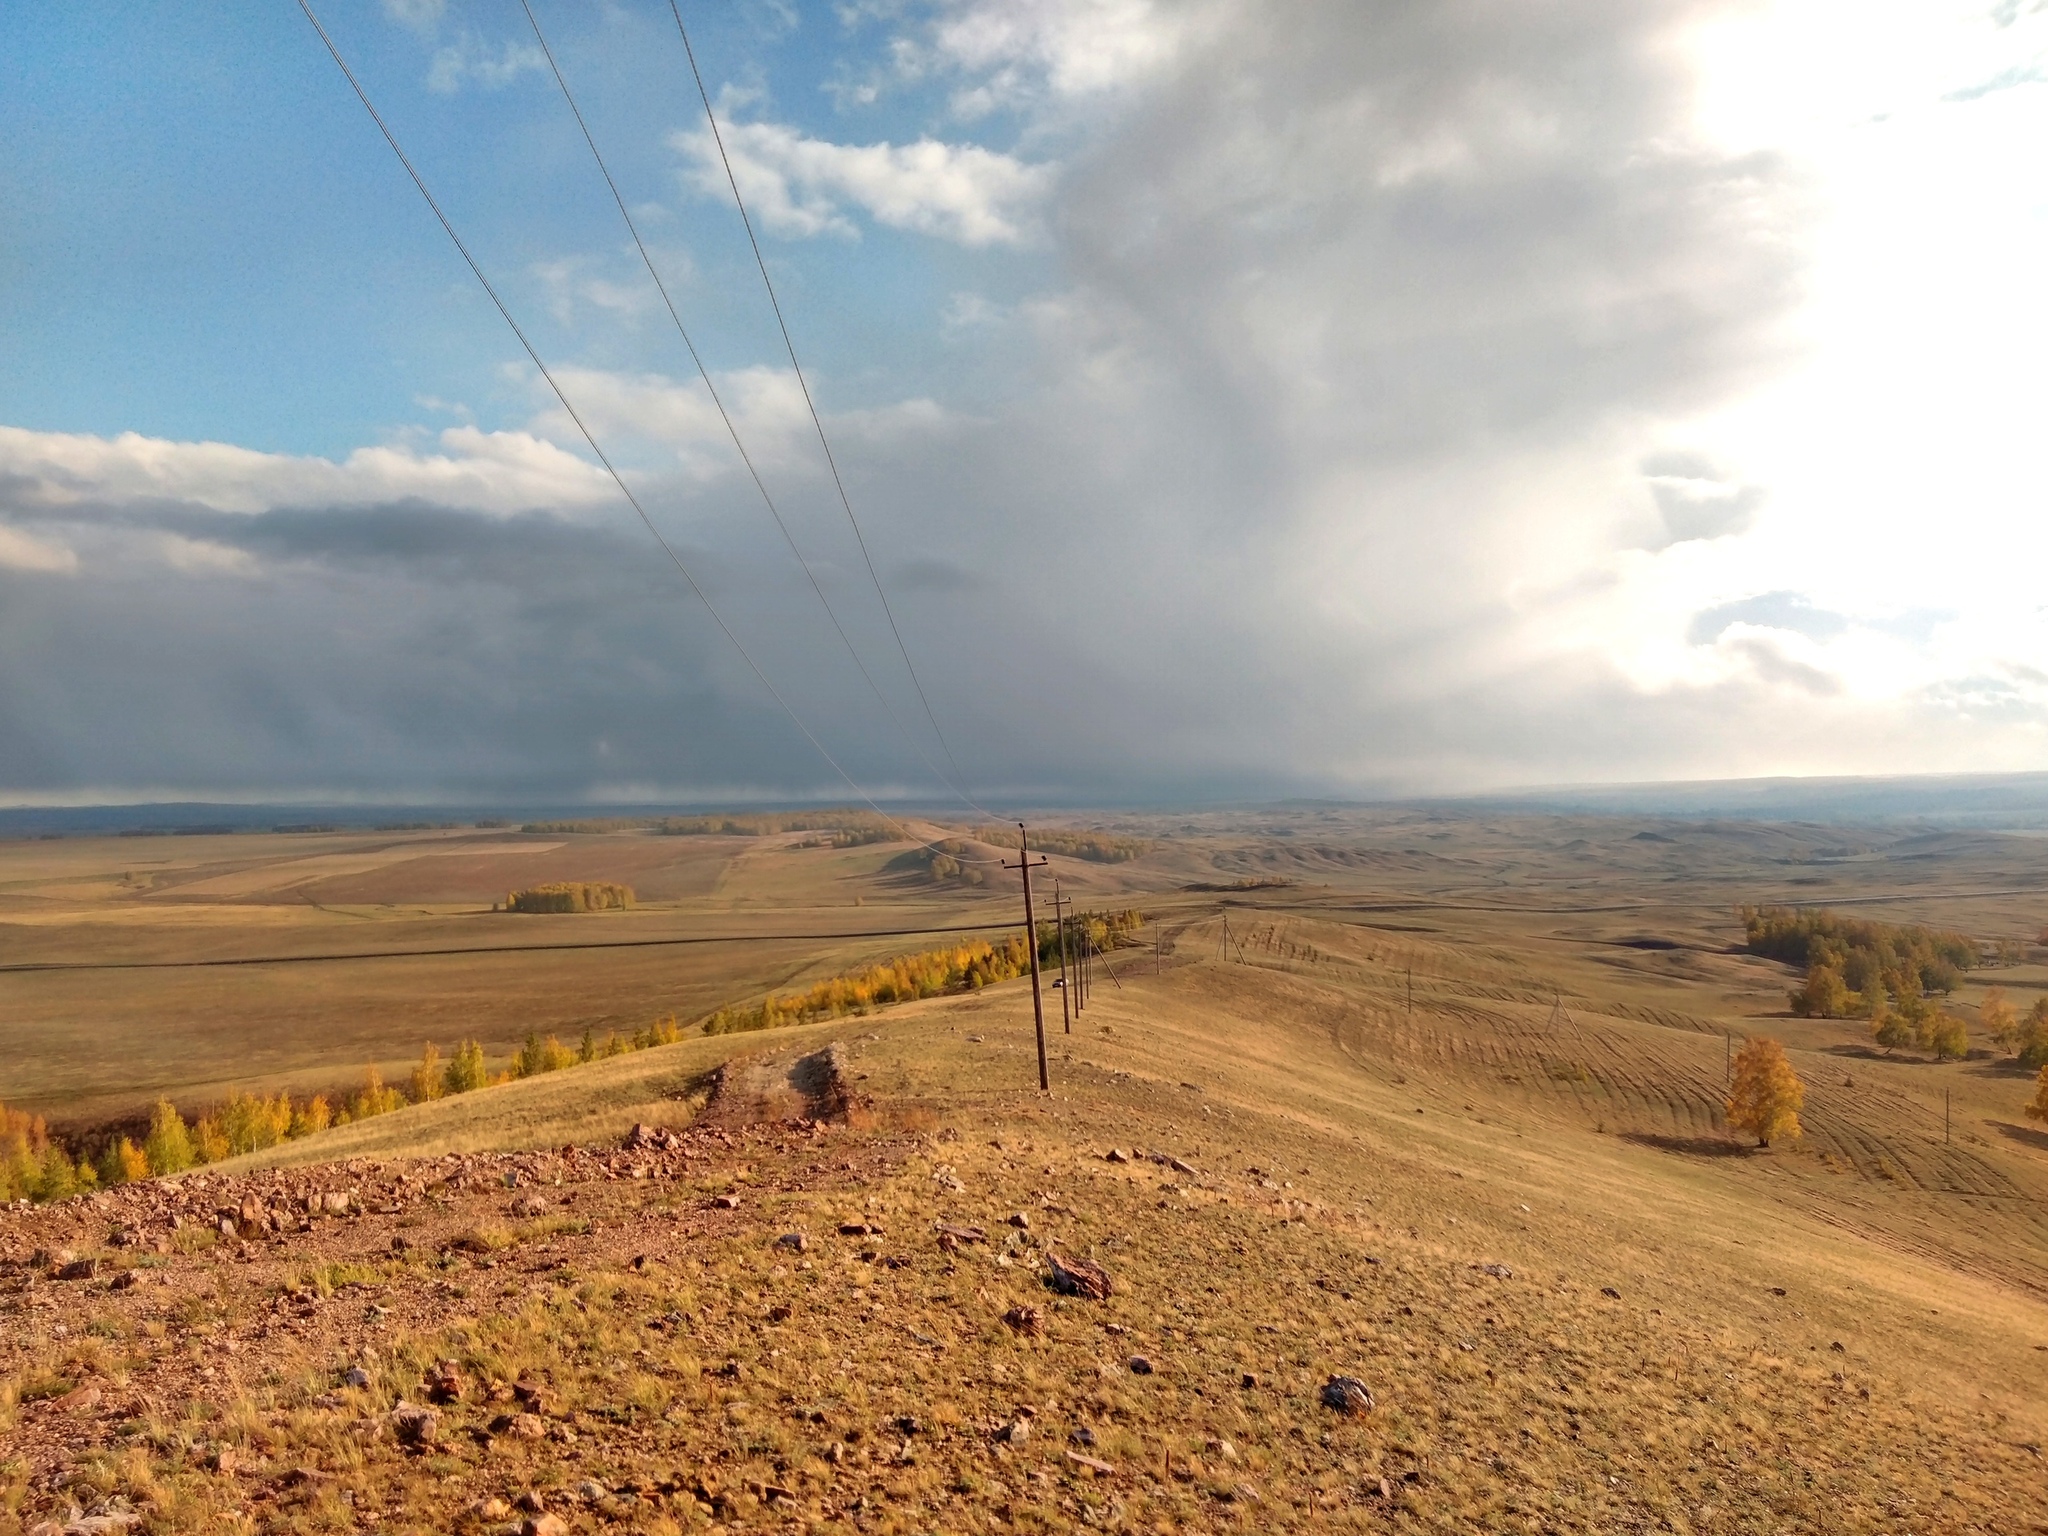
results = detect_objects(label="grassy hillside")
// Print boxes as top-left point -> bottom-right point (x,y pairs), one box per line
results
5,927 -> 2043,1533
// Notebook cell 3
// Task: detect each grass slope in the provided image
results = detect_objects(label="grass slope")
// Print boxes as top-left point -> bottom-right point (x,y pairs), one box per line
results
5,940 -> 2045,1534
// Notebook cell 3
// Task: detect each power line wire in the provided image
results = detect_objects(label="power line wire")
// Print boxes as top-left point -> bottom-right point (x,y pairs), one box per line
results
517,0 -> 984,826
296,0 -> 997,864
666,0 -> 993,818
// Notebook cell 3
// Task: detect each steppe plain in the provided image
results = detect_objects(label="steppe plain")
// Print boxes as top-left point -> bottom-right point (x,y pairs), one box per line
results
2,807 -> 2045,1533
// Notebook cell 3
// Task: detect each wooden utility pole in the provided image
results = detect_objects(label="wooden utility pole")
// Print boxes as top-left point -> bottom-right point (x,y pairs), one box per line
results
1002,825 -> 1051,1092
1050,882 -> 1073,1034
1406,966 -> 1413,1016
1945,1088 -> 1950,1144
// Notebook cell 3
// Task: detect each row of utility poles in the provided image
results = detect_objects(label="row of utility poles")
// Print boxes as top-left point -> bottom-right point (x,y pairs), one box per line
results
1004,823 -> 1118,1093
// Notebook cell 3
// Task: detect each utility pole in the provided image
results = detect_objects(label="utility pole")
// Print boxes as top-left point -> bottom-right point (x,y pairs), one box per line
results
1002,824 -> 1051,1092
1945,1089 -> 1950,1145
1050,882 -> 1073,1034
1156,928 -> 1161,976
1406,965 -> 1413,1016
1725,1032 -> 1731,1084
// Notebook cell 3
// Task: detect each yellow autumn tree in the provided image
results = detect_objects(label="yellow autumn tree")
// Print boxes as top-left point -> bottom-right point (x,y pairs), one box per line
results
1980,988 -> 2018,1055
2026,1065 -> 2048,1124
1726,1036 -> 1806,1147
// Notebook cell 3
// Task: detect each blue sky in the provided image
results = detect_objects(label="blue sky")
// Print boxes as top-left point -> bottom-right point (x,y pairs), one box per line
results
3,1 -> 2048,806
0,2 -> 1045,455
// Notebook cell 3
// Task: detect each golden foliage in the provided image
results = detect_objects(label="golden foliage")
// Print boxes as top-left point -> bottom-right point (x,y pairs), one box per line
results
408,1043 -> 445,1103
1725,1037 -> 1805,1147
2027,1065 -> 2048,1123
143,1099 -> 195,1176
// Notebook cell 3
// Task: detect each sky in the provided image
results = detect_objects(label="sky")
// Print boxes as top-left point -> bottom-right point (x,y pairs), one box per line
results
2,0 -> 2046,808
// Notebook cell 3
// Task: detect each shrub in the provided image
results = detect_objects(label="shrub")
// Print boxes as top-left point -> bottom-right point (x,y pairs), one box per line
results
2027,1065 -> 2048,1123
143,1099 -> 195,1176
443,1039 -> 489,1095
1726,1037 -> 1805,1147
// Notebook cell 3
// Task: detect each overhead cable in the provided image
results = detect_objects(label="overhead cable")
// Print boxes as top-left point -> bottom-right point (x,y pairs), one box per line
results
516,0 -> 991,832
295,0 -> 997,863
666,0 -> 995,819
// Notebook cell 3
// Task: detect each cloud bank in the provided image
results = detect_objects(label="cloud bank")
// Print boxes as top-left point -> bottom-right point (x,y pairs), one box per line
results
5,0 -> 2048,804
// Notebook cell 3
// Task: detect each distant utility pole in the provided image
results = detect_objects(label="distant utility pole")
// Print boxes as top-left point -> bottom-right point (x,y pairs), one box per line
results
1725,1032 -> 1731,1084
1094,927 -> 1123,990
1050,882 -> 1073,1034
1945,1089 -> 1950,1145
1406,966 -> 1413,1016
1002,825 -> 1051,1092
1156,928 -> 1162,976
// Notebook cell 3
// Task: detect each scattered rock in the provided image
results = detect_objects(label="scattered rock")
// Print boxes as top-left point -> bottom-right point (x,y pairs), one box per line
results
343,1367 -> 373,1390
1769,1286 -> 1788,1297
1601,1286 -> 1621,1300
1321,1376 -> 1376,1416
56,1258 -> 99,1282
1007,1212 -> 1031,1230
775,1232 -> 808,1253
472,1498 -> 511,1521
424,1361 -> 466,1404
207,1448 -> 238,1475
1475,1263 -> 1514,1280
996,1419 -> 1031,1444
1241,1372 -> 1260,1390
711,1194 -> 742,1210
935,1222 -> 987,1245
1065,1450 -> 1117,1476
510,1194 -> 549,1219
1047,1250 -> 1113,1300
107,1270 -> 139,1293
1168,1157 -> 1198,1176
838,1221 -> 879,1236
510,1413 -> 546,1440
52,1383 -> 102,1414
520,1517 -> 567,1536
517,1489 -> 547,1513
1104,1148 -> 1131,1164
1831,1341 -> 1846,1353
389,1402 -> 441,1447
1002,1305 -> 1044,1336
1127,1355 -> 1156,1375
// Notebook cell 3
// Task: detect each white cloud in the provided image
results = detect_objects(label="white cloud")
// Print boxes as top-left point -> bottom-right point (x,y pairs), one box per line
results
904,0 -> 1210,119
674,120 -> 1054,246
426,35 -> 545,95
0,424 -> 614,520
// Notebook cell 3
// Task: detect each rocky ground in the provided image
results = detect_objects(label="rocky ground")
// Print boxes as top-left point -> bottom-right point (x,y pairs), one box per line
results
4,1034 -> 2044,1536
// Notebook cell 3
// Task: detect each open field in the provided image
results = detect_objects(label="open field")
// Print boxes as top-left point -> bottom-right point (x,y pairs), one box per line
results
3,807 -> 2047,1529
3,916 -> 2046,1532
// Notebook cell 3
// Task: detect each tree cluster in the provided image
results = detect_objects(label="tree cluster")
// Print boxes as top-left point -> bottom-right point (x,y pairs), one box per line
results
504,881 -> 635,913
969,826 -> 1152,863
